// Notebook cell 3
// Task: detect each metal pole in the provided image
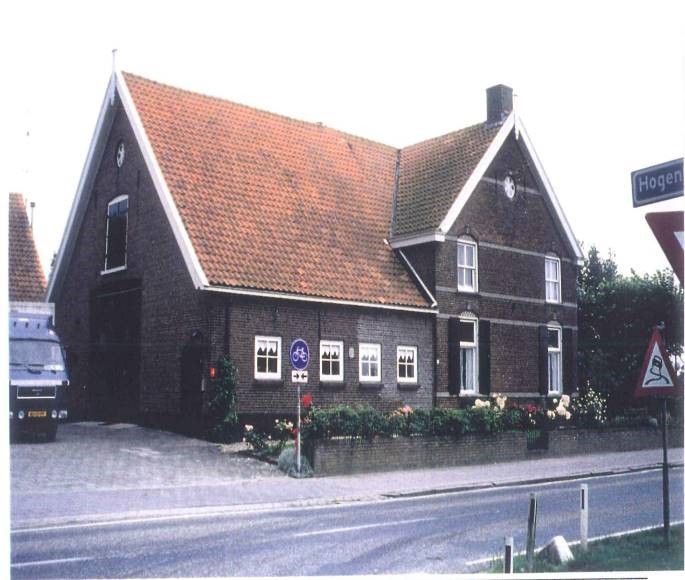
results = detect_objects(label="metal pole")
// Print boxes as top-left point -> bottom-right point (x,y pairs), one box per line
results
526,493 -> 538,571
580,484 -> 588,552
504,536 -> 514,574
297,383 -> 301,474
661,398 -> 670,546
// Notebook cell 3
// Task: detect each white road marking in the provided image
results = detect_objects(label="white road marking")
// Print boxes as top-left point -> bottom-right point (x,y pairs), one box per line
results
11,556 -> 94,568
464,519 -> 685,566
292,516 -> 437,537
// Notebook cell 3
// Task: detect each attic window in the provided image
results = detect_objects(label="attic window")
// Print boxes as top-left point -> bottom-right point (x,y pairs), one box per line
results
103,195 -> 129,273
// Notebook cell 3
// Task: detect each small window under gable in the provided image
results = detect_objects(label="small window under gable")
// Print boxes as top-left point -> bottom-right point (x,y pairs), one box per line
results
104,195 -> 129,273
545,254 -> 561,303
457,236 -> 478,293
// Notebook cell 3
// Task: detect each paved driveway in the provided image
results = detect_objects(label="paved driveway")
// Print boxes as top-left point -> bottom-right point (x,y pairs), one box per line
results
11,422 -> 281,525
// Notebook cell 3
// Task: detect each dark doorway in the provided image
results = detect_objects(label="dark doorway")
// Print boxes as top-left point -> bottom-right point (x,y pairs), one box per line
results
89,281 -> 142,421
180,333 -> 205,435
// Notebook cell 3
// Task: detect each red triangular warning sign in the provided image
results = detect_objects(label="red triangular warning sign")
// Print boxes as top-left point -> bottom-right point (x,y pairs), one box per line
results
634,328 -> 680,398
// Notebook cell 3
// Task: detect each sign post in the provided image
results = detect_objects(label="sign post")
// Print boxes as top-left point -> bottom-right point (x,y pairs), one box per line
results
290,339 -> 309,474
633,327 -> 680,545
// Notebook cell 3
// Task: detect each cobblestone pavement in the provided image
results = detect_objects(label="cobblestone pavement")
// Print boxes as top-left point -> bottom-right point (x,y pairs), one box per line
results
11,422 -> 280,493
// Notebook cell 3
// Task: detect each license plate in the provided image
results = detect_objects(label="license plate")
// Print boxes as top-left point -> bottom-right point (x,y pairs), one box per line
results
28,411 -> 47,418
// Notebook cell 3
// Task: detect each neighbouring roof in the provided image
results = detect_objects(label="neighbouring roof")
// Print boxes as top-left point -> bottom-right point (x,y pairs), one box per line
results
394,123 -> 500,236
8,193 -> 46,302
123,72 -> 430,309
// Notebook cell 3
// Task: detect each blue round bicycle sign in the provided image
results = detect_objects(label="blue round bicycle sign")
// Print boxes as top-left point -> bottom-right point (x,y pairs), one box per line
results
290,339 -> 310,371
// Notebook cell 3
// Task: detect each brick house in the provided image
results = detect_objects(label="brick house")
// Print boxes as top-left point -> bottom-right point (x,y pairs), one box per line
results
47,72 -> 583,427
9,193 -> 46,304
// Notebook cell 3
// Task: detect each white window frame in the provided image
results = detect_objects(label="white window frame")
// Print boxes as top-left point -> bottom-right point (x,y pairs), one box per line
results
457,236 -> 478,293
359,342 -> 381,382
396,345 -> 418,384
458,313 -> 478,395
254,335 -> 282,380
320,340 -> 344,382
545,255 -> 561,303
102,194 -> 129,274
547,325 -> 563,394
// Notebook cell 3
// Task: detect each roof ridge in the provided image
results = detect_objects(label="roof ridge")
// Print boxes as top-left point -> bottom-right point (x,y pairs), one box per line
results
121,71 -> 399,152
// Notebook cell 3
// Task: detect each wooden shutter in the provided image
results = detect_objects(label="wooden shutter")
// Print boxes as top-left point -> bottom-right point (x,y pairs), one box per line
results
562,328 -> 576,394
538,325 -> 549,395
448,318 -> 461,395
478,320 -> 491,395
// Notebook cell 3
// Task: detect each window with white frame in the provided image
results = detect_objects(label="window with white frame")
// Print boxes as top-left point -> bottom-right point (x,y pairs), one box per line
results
457,237 -> 478,292
397,346 -> 417,383
545,255 -> 561,303
104,195 -> 129,272
254,336 -> 281,379
547,326 -> 562,393
359,343 -> 381,382
459,315 -> 478,393
320,340 -> 343,381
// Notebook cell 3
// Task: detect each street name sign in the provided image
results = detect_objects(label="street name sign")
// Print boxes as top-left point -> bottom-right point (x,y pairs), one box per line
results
631,158 -> 683,207
634,328 -> 679,398
645,211 -> 684,285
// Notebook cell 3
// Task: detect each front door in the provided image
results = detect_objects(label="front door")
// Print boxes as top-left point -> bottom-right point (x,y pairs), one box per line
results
89,282 -> 142,421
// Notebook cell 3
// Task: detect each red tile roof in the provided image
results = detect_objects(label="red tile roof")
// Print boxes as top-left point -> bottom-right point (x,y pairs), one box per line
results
124,73 -> 429,308
8,193 -> 46,302
394,123 -> 500,236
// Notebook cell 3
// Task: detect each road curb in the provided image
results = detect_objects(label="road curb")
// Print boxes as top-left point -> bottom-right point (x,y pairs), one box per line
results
12,461 -> 682,532
381,461 -> 683,499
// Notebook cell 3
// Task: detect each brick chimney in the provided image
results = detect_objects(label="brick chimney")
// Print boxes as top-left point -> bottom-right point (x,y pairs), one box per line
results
486,84 -> 513,126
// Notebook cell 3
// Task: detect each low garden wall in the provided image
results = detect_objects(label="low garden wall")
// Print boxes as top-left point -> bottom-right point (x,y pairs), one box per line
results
308,427 -> 683,476
548,426 -> 683,456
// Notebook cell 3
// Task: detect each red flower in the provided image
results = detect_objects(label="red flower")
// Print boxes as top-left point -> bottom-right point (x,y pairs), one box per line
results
302,394 -> 313,408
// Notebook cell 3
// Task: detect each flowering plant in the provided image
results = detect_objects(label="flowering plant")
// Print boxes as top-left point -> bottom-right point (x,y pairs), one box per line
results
302,394 -> 313,408
570,386 -> 607,427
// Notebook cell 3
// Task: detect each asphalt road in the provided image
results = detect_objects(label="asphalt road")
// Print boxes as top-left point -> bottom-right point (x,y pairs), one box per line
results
10,467 -> 683,577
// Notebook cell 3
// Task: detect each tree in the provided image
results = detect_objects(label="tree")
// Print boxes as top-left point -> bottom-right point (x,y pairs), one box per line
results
578,246 -> 683,413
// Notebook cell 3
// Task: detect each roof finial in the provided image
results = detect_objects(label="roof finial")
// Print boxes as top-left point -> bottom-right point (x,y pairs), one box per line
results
109,49 -> 118,106
513,92 -> 520,140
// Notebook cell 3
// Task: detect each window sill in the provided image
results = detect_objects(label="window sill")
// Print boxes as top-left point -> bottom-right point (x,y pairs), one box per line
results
397,382 -> 420,391
320,381 -> 346,391
252,379 -> 284,388
458,391 -> 481,398
457,287 -> 478,294
358,382 -> 384,390
101,265 -> 127,275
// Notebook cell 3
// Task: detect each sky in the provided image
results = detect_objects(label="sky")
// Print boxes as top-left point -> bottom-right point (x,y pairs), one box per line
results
1,0 -> 684,280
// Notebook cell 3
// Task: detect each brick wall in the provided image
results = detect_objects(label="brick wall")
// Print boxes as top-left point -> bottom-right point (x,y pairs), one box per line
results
310,432 -> 528,476
222,296 -> 434,416
309,427 -> 684,476
549,427 -> 684,456
54,97 -> 203,420
431,132 -> 579,403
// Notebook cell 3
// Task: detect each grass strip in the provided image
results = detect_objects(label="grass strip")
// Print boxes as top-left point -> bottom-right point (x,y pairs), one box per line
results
485,524 -> 683,573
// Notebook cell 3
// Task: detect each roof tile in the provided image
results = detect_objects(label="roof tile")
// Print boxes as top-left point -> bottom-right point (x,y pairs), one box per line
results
8,193 -> 46,302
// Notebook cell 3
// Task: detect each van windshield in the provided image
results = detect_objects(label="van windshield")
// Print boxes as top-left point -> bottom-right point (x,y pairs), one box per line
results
10,340 -> 65,371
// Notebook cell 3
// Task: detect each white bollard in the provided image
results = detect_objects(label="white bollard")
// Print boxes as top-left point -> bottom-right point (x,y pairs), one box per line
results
504,536 -> 514,573
580,484 -> 588,552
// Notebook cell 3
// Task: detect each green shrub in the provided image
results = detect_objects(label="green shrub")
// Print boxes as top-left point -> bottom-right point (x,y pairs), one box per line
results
429,408 -> 462,437
409,407 -> 432,435
356,406 -> 388,440
327,405 -> 361,437
207,356 -> 239,442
